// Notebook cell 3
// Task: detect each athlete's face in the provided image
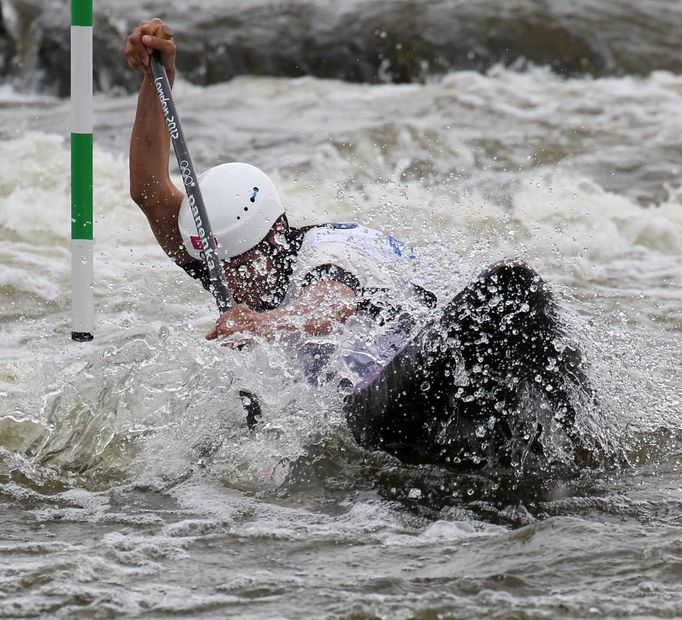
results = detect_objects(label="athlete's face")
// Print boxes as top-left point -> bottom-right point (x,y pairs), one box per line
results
222,220 -> 289,309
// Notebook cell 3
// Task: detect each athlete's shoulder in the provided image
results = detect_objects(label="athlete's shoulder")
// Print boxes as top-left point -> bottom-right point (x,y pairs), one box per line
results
299,223 -> 411,260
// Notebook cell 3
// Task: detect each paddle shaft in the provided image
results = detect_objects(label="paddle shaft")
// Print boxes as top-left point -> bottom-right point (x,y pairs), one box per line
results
149,52 -> 233,314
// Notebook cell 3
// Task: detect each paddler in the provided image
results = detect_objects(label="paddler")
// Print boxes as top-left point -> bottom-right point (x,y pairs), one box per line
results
124,18 -> 427,348
123,19 -> 594,467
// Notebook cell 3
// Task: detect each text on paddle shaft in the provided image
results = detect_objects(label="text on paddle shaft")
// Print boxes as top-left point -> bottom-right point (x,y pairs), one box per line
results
154,77 -> 179,139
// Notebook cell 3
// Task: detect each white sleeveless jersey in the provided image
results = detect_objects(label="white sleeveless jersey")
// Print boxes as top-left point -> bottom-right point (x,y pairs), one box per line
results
282,223 -> 435,389
283,223 -> 414,304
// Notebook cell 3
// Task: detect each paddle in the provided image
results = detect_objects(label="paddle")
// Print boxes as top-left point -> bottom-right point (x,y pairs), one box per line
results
149,51 -> 261,428
148,51 -> 233,313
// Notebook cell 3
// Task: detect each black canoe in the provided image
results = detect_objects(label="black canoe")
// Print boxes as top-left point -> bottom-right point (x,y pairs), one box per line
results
343,260 -> 590,467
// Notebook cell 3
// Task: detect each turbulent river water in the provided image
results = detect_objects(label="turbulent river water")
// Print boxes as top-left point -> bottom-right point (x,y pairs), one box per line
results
0,0 -> 681,618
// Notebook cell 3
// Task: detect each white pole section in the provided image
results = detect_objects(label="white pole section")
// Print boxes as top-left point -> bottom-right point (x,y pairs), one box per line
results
71,0 -> 94,341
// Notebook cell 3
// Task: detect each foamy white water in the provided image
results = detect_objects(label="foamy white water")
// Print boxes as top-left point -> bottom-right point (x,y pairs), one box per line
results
1,63 -> 680,618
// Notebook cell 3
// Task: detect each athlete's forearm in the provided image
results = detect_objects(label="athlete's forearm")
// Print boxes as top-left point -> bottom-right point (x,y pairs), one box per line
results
273,298 -> 356,337
269,281 -> 357,336
129,70 -> 177,209
206,281 -> 358,342
129,70 -> 189,263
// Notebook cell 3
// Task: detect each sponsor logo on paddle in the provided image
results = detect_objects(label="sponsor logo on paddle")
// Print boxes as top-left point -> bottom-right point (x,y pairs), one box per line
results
187,194 -> 215,269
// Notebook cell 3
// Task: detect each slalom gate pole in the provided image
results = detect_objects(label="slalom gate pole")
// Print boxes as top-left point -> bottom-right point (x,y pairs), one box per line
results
70,0 -> 94,341
149,52 -> 234,313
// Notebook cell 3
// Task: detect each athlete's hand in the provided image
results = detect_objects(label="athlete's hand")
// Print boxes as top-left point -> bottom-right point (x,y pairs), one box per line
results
123,18 -> 176,74
206,304 -> 273,348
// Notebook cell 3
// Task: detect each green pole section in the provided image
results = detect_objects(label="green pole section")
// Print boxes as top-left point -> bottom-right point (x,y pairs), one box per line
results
71,133 -> 93,240
71,0 -> 92,27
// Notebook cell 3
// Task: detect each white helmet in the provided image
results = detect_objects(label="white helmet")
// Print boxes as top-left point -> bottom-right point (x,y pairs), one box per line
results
178,162 -> 284,260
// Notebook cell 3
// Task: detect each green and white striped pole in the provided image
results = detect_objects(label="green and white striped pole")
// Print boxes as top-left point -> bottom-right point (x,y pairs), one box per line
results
71,0 -> 94,341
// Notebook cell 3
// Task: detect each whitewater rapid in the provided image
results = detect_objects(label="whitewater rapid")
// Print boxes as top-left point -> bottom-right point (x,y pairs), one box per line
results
0,19 -> 680,616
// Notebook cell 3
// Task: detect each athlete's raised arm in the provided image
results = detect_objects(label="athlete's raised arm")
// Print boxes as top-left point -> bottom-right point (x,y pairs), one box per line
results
124,18 -> 189,265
